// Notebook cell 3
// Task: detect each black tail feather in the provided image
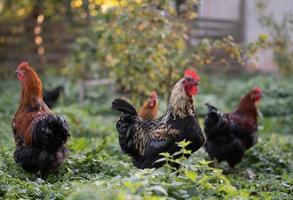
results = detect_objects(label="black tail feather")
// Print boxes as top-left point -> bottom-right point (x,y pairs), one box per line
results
112,98 -> 137,116
204,103 -> 222,135
33,115 -> 70,153
112,98 -> 138,156
205,103 -> 218,112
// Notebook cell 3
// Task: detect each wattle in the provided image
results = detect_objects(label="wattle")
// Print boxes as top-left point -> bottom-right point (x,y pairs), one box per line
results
187,86 -> 198,96
18,73 -> 24,81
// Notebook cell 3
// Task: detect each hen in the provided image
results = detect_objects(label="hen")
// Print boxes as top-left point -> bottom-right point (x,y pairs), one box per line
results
43,85 -> 64,108
204,87 -> 263,167
138,90 -> 159,120
12,62 -> 70,176
112,69 -> 205,169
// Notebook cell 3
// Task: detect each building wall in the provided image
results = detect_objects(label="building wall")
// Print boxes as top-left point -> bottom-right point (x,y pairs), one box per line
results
244,0 -> 293,42
198,0 -> 241,20
244,0 -> 293,73
197,0 -> 293,73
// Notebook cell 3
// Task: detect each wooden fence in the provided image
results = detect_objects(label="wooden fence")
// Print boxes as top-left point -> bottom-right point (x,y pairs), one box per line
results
0,17 -> 242,77
0,20 -> 81,77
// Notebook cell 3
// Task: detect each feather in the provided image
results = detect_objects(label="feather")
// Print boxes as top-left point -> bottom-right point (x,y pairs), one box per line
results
12,62 -> 69,176
204,87 -> 262,167
113,71 -> 204,169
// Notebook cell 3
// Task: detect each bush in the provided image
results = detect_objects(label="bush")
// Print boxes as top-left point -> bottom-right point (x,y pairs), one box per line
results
65,0 -> 267,105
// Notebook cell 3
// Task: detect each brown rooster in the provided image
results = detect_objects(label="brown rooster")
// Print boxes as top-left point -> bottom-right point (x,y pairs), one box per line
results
204,87 -> 263,167
12,61 -> 70,176
138,90 -> 159,120
112,69 -> 205,169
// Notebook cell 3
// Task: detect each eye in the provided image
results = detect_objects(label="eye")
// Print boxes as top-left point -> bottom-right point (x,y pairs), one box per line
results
185,77 -> 192,82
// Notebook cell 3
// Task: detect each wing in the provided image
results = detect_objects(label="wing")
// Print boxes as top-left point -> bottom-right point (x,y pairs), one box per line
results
223,113 -> 257,137
12,117 -> 24,146
129,119 -> 180,157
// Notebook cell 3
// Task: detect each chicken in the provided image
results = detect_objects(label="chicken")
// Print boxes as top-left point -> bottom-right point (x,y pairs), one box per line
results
43,85 -> 64,108
138,90 -> 159,120
204,87 -> 263,168
112,69 -> 205,169
12,61 -> 70,176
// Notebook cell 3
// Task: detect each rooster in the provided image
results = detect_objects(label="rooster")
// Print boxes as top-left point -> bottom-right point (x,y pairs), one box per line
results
43,85 -> 64,108
204,87 -> 263,168
12,62 -> 70,176
138,90 -> 159,120
112,69 -> 205,169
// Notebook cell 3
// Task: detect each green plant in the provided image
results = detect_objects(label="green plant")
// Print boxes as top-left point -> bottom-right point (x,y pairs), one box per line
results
0,76 -> 292,199
256,0 -> 293,75
65,0 -> 267,106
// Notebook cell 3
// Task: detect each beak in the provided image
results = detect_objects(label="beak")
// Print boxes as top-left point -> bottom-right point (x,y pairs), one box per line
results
15,69 -> 19,74
193,80 -> 200,86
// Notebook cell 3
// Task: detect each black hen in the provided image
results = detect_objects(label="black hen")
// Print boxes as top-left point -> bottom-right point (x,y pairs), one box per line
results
204,87 -> 263,167
43,85 -> 64,108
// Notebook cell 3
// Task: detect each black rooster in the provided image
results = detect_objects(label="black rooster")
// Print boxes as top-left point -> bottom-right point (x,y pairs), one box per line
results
112,69 -> 205,169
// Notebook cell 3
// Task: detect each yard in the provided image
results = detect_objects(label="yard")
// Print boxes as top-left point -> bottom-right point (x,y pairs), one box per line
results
1,0 -> 293,199
0,74 -> 292,199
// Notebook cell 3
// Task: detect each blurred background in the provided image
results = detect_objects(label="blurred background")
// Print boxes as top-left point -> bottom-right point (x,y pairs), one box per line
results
0,0 -> 292,98
0,1 -> 293,199
0,0 -> 292,113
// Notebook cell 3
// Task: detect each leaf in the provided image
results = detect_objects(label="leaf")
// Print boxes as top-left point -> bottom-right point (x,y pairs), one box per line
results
149,185 -> 168,196
185,170 -> 197,182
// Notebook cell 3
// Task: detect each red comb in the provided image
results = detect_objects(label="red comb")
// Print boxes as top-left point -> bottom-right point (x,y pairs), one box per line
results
150,90 -> 158,98
253,86 -> 262,93
184,69 -> 200,81
18,61 -> 29,68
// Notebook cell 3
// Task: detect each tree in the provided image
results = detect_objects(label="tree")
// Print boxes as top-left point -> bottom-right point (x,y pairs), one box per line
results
66,0 -> 267,105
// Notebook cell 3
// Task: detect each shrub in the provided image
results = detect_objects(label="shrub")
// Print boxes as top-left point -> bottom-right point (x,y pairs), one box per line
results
65,0 -> 267,105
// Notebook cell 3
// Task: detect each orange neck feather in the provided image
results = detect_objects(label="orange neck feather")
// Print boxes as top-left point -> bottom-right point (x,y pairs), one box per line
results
17,68 -> 46,112
138,101 -> 158,120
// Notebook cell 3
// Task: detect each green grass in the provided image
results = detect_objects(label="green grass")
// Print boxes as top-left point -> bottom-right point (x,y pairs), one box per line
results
0,75 -> 292,199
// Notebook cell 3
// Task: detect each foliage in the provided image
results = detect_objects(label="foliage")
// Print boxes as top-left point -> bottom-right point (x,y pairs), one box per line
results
65,0 -> 195,104
65,0 -> 268,105
0,76 -> 293,199
256,0 -> 293,75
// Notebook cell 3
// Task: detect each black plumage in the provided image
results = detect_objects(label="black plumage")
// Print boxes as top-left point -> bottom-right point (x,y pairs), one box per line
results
204,87 -> 263,167
112,71 -> 205,169
13,114 -> 70,175
13,62 -> 70,177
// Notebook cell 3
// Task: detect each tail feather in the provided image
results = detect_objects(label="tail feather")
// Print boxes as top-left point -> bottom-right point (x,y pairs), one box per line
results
112,98 -> 137,116
33,115 -> 70,153
205,103 -> 222,134
205,103 -> 218,112
112,98 -> 138,156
